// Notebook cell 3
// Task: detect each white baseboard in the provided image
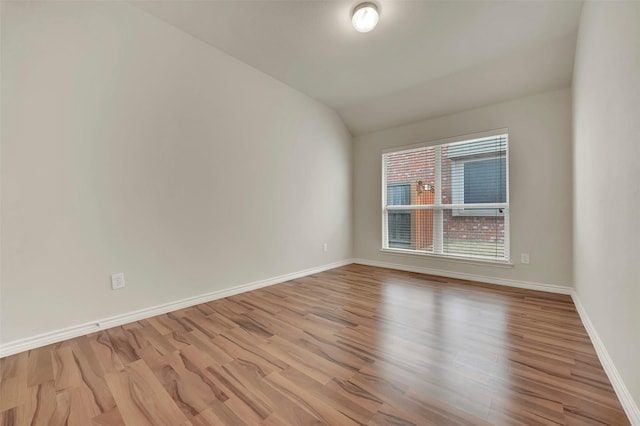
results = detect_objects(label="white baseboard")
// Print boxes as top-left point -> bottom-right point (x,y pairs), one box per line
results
353,258 -> 573,295
0,259 -> 353,358
571,292 -> 640,425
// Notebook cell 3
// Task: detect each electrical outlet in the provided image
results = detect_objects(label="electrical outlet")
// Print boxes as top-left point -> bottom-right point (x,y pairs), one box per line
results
323,243 -> 328,252
520,253 -> 530,264
111,273 -> 126,290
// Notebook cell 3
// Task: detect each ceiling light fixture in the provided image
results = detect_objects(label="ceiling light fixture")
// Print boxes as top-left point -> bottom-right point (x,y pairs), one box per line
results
352,2 -> 379,33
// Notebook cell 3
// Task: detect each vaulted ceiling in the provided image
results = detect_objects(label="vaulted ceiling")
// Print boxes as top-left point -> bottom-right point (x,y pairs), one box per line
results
130,1 -> 583,135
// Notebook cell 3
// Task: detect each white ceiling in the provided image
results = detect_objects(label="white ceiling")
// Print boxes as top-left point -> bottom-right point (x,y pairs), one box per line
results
130,0 -> 583,135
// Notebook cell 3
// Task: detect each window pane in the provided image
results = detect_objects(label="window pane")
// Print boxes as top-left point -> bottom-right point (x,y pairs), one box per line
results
385,147 -> 435,190
441,136 -> 507,207
387,183 -> 410,206
388,212 -> 411,248
386,207 -> 434,252
384,147 -> 436,251
443,210 -> 505,259
387,183 -> 412,248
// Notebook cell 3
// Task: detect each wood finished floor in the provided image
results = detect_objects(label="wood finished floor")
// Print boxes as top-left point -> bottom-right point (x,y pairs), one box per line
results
0,264 -> 630,425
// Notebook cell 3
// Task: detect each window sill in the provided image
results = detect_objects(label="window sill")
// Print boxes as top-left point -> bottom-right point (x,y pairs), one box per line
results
379,248 -> 514,269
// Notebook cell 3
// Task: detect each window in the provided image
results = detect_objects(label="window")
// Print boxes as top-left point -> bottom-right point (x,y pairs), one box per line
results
449,138 -> 507,216
386,183 -> 411,248
382,131 -> 509,262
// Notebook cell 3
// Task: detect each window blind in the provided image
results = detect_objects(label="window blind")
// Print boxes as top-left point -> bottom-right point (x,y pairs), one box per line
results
382,132 -> 509,262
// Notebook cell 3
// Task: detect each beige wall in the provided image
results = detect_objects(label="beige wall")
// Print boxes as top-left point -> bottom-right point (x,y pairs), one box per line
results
0,1 -> 352,343
353,89 -> 573,288
573,1 -> 640,411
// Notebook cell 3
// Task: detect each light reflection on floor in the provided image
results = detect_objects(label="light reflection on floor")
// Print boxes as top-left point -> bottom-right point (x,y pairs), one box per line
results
374,276 -> 510,413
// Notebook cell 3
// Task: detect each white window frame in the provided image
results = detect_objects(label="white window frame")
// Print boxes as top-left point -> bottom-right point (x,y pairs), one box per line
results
381,129 -> 510,264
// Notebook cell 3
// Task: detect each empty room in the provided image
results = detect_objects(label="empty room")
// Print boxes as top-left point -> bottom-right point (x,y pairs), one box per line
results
1,0 -> 638,425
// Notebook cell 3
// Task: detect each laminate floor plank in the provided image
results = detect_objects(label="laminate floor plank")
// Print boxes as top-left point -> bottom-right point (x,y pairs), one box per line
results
0,265 -> 630,425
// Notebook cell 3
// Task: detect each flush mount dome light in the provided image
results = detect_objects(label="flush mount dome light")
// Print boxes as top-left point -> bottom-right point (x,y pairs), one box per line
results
352,2 -> 379,33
